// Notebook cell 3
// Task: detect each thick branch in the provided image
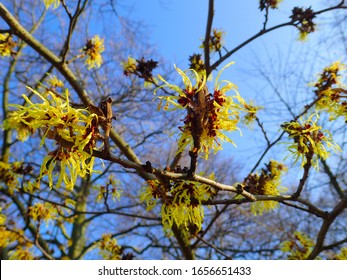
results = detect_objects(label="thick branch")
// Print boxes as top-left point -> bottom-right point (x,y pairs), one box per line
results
291,150 -> 313,199
92,150 -> 256,200
307,195 -> 347,259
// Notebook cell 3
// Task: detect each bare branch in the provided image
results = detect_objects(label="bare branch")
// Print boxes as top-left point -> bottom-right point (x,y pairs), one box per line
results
204,0 -> 214,75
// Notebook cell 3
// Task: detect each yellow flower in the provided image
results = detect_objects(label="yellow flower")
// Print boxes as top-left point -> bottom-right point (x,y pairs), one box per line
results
0,161 -> 19,194
98,234 -> 122,260
95,175 -> 122,203
0,207 -> 6,226
188,53 -> 205,75
313,61 -> 347,121
0,227 -> 14,248
2,87 -> 99,190
332,248 -> 347,260
122,56 -> 137,76
298,31 -> 309,41
43,0 -> 60,9
201,28 -> 225,53
81,35 -> 105,69
161,181 -> 211,233
281,114 -> 341,168
0,33 -> 16,57
9,246 -> 35,260
140,177 -> 215,236
314,61 -> 345,92
28,202 -> 57,223
47,75 -> 64,88
122,57 -> 158,86
243,101 -> 263,126
259,0 -> 283,11
156,62 -> 246,158
281,232 -> 315,260
241,160 -> 287,215
0,215 -> 33,259
140,180 -> 159,212
291,7 -> 316,41
39,148 -> 95,191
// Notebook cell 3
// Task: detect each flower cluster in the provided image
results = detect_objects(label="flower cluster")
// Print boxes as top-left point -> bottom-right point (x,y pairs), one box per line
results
122,57 -> 137,75
156,62 -> 246,158
2,87 -> 100,190
203,28 -> 225,53
122,56 -> 158,83
0,161 -> 33,194
314,61 -> 344,93
43,0 -> 60,9
28,202 -> 58,223
47,75 -> 65,88
0,33 -> 16,57
290,7 -> 316,40
188,53 -> 205,74
259,0 -> 283,11
243,101 -> 263,126
332,248 -> 347,260
98,234 -> 122,260
140,179 -> 215,237
313,61 -> 347,122
9,246 -> 35,260
81,35 -> 105,69
281,232 -> 315,259
281,114 -> 340,168
95,175 -> 122,203
0,161 -> 18,194
0,210 -> 34,259
0,226 -> 21,251
241,160 -> 287,215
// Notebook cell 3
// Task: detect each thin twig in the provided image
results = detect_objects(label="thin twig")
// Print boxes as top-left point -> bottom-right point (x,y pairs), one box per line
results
196,236 -> 232,259
262,6 -> 270,30
321,159 -> 344,198
255,116 -> 271,146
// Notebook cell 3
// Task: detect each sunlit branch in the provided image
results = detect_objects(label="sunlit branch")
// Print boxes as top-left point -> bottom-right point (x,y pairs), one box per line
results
92,150 -> 256,200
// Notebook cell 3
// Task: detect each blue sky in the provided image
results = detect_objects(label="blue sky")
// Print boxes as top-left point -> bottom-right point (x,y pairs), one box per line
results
126,0 -> 327,65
